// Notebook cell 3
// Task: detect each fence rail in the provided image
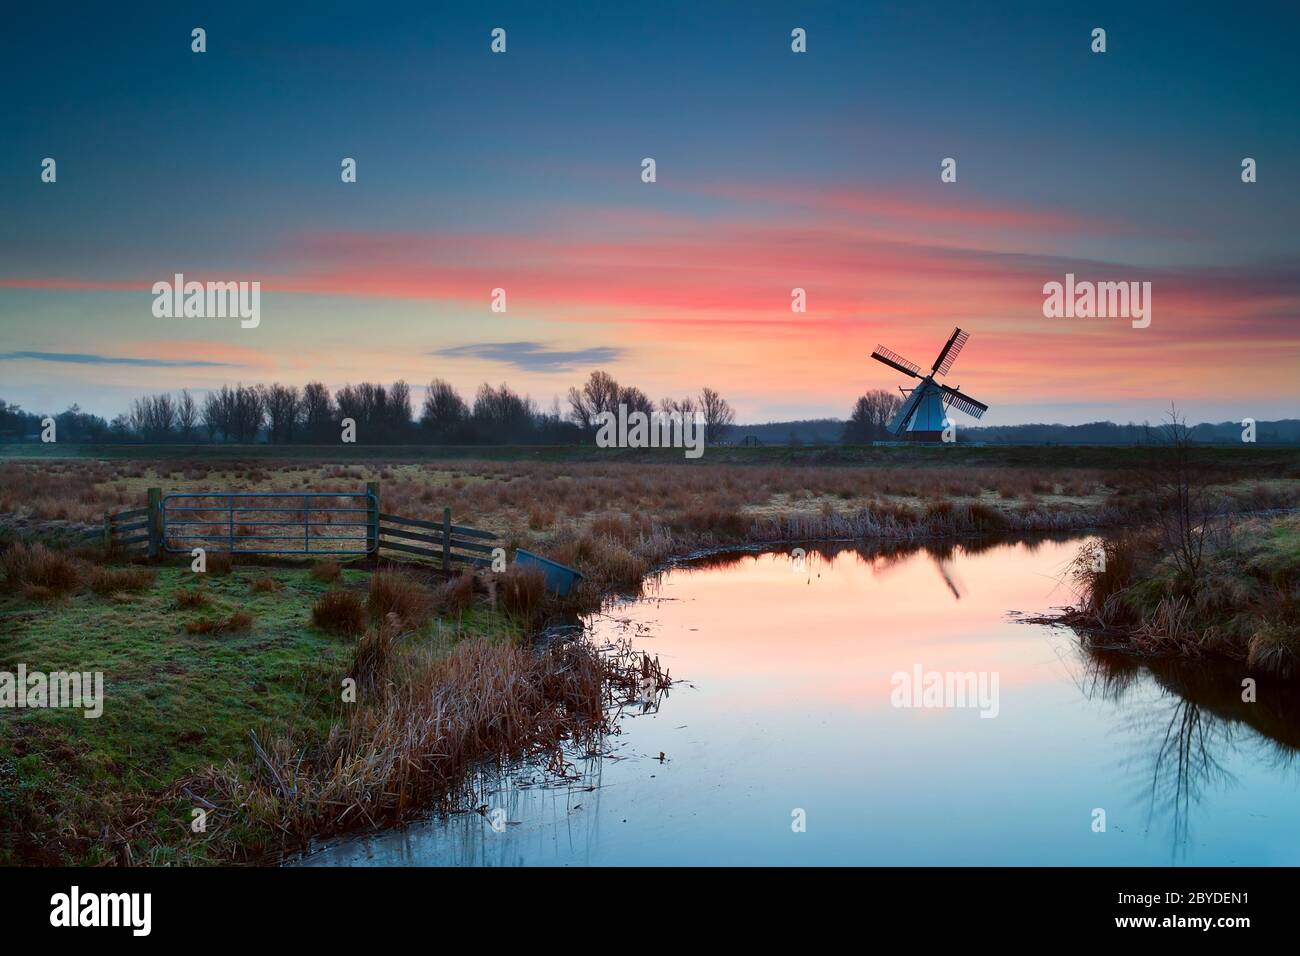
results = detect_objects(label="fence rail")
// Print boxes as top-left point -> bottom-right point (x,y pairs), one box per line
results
82,485 -> 497,570
377,507 -> 498,569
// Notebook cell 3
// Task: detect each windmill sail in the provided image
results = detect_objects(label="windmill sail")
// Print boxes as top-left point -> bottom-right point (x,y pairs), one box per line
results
938,384 -> 988,419
870,347 -> 921,378
930,327 -> 969,376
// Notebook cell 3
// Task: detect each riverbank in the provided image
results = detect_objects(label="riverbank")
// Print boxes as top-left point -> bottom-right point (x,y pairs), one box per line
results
1063,514 -> 1300,676
3,449 -> 1299,863
0,548 -> 665,865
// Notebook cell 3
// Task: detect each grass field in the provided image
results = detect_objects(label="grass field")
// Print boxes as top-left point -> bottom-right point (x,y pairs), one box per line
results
1069,514 -> 1300,674
3,442 -> 1299,864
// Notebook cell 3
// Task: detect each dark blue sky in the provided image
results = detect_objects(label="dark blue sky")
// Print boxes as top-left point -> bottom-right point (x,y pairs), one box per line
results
2,1 -> 1297,423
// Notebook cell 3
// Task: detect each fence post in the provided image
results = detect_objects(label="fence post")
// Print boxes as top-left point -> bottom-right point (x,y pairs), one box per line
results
102,513 -> 112,552
146,487 -> 162,560
442,507 -> 451,574
367,481 -> 380,564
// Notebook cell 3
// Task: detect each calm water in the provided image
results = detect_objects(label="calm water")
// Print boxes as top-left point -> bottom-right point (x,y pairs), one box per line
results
300,537 -> 1300,866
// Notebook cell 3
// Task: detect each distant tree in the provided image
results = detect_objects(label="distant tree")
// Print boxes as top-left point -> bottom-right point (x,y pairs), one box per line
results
699,387 -> 735,444
201,387 -> 227,441
420,379 -> 469,442
176,389 -> 198,441
262,383 -> 301,443
843,389 -> 902,443
334,384 -> 365,439
129,393 -> 177,441
473,382 -> 536,443
49,403 -> 108,442
567,370 -> 621,431
301,381 -> 333,442
386,380 -> 413,441
618,384 -> 655,417
660,395 -> 698,419
229,384 -> 264,442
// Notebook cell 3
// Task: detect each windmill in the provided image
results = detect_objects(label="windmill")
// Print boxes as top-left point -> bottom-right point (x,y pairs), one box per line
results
870,327 -> 989,442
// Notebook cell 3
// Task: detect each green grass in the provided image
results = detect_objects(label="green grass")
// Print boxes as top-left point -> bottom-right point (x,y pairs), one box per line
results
0,560 -> 508,864
1077,516 -> 1300,672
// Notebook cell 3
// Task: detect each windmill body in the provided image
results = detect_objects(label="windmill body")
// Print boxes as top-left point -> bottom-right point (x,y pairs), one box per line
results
871,328 -> 989,443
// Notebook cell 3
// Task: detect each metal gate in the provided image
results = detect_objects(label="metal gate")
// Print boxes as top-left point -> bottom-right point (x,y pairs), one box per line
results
160,491 -> 377,556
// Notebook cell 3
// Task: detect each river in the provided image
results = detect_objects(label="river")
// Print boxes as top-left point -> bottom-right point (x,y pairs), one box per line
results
299,535 -> 1300,866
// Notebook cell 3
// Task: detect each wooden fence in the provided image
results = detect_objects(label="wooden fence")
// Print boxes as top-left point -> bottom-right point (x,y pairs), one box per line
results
84,505 -> 151,555
377,508 -> 499,570
82,483 -> 498,571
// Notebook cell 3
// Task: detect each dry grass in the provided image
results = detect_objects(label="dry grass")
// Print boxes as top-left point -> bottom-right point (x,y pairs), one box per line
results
366,570 -> 434,630
351,623 -> 397,694
250,575 -> 282,594
185,610 -> 254,635
175,587 -> 208,609
181,631 -> 671,861
311,589 -> 365,636
1068,516 -> 1300,674
3,453 -> 1296,597
436,572 -> 476,615
204,551 -> 233,576
496,564 -> 547,627
309,561 -> 341,583
0,542 -> 82,594
88,565 -> 156,596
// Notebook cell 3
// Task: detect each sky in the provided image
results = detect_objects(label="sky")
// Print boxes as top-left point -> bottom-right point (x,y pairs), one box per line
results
1,1 -> 1297,426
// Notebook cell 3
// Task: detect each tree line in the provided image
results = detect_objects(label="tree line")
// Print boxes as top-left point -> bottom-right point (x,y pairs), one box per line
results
0,372 -> 737,445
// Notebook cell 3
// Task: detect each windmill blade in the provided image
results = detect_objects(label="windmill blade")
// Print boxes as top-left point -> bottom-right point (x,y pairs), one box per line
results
871,346 -> 921,378
933,555 -> 963,600
930,327 -> 970,376
938,383 -> 988,419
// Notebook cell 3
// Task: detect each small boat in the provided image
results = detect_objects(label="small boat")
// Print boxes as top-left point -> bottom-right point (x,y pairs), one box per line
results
514,548 -> 584,597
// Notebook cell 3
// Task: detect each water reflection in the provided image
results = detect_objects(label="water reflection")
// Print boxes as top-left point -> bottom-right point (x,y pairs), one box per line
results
1076,649 -> 1300,860
300,536 -> 1300,867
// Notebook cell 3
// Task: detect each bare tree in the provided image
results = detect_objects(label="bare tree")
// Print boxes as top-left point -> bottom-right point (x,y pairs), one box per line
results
386,380 -> 413,441
660,395 -> 699,419
261,383 -> 301,443
420,378 -> 469,441
201,388 -> 225,441
176,389 -> 198,441
567,370 -> 621,430
617,384 -> 655,417
229,384 -> 264,442
699,387 -> 735,444
1153,403 -> 1222,592
473,382 -> 536,443
301,381 -> 333,442
843,388 -> 902,442
129,393 -> 177,441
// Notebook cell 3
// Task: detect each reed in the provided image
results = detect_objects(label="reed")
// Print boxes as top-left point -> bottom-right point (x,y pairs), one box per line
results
309,560 -> 341,583
0,541 -> 82,594
181,631 -> 663,861
88,565 -> 156,596
311,588 -> 365,636
185,610 -> 254,635
366,569 -> 434,630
